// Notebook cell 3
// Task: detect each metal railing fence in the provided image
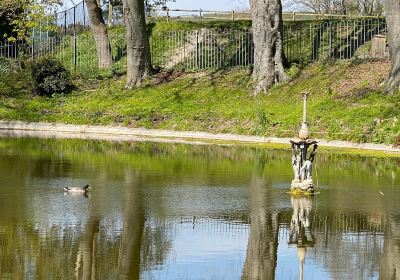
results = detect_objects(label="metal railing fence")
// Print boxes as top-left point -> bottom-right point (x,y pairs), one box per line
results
36,0 -> 385,37
155,8 -> 384,22
0,18 -> 386,74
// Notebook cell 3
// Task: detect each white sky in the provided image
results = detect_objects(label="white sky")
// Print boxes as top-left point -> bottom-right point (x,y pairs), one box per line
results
60,0 -> 297,14
61,0 -> 250,11
168,0 -> 250,11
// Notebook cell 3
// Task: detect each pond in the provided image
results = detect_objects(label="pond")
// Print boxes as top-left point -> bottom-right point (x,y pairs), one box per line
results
0,136 -> 399,279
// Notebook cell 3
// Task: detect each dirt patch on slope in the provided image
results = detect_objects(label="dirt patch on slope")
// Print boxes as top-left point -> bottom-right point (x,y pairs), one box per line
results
331,59 -> 390,98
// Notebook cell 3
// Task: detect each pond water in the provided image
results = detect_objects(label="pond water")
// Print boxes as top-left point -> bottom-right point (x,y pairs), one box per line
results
0,137 -> 399,279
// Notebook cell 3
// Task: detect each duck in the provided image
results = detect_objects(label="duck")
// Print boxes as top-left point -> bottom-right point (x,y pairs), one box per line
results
64,184 -> 91,193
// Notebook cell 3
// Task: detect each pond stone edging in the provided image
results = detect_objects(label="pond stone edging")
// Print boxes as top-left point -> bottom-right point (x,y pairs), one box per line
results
0,120 -> 399,153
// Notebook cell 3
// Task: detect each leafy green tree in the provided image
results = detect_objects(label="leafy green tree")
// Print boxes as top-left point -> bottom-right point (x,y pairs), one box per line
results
0,0 -> 59,42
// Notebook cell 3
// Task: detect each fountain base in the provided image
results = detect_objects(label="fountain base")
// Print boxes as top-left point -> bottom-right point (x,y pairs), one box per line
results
291,179 -> 315,193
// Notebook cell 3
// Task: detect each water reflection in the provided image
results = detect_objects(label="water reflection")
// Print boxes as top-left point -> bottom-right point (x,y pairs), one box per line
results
0,137 -> 400,279
242,172 -> 278,280
289,196 -> 315,280
117,169 -> 144,280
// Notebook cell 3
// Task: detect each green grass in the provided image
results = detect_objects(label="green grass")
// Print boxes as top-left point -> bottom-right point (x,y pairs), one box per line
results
0,59 -> 399,145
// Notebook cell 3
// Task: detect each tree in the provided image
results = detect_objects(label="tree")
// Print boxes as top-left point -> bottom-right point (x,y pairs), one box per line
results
384,0 -> 400,94
85,0 -> 113,68
286,0 -> 384,15
0,0 -> 58,42
122,0 -> 152,88
118,0 -> 173,88
0,2 -> 19,42
357,0 -> 384,15
250,0 -> 288,95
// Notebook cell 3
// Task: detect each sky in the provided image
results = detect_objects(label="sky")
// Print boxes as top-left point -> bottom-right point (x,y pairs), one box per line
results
168,0 -> 250,11
61,0 -> 250,11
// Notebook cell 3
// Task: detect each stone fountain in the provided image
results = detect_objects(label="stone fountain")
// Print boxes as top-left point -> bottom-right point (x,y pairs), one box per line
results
290,92 -> 318,193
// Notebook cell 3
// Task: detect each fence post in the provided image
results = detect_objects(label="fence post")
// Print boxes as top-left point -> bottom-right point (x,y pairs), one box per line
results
46,19 -> 49,40
199,9 -> 202,20
39,23 -> 42,43
83,1 -> 86,26
73,6 -> 76,34
73,35 -> 77,72
329,21 -> 332,58
32,38 -> 35,60
195,30 -> 199,69
166,8 -> 169,22
309,24 -> 313,61
64,11 -> 67,36
377,17 -> 380,34
232,10 -> 235,21
292,11 -> 296,21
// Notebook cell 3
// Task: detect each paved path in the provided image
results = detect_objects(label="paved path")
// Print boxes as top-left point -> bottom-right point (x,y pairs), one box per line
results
0,120 -> 399,153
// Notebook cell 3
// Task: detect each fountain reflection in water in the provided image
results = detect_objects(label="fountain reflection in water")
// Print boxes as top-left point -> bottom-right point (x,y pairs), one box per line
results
289,196 -> 315,280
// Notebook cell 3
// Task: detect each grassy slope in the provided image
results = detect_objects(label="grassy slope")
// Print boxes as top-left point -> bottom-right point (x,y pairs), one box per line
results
58,20 -> 319,76
0,59 -> 399,145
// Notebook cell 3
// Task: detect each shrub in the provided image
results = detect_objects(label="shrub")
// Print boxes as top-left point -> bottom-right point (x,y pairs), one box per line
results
0,57 -> 15,75
31,57 -> 72,96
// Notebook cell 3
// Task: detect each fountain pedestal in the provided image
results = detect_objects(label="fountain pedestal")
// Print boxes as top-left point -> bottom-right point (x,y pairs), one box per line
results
290,92 -> 318,193
290,140 -> 318,192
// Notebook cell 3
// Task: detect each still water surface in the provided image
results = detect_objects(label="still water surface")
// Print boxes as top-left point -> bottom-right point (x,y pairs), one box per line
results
0,137 -> 399,279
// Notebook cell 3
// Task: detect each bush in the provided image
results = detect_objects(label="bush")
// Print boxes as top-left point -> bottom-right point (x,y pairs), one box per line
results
0,57 -> 16,75
31,57 -> 72,97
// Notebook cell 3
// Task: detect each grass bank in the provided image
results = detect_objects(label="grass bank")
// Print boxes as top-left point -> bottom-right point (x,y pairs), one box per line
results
57,20 -> 330,77
0,59 -> 399,145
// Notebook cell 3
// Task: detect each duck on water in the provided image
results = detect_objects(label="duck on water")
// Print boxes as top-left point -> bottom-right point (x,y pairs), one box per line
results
64,184 -> 91,193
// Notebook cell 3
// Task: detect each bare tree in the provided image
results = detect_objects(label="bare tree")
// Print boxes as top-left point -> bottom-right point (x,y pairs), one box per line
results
122,0 -> 152,88
285,0 -> 342,13
250,0 -> 288,95
357,0 -> 384,15
384,0 -> 400,94
85,0 -> 113,68
286,0 -> 383,15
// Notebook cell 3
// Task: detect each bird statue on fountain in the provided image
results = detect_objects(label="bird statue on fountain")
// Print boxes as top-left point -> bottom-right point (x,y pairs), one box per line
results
290,92 -> 318,194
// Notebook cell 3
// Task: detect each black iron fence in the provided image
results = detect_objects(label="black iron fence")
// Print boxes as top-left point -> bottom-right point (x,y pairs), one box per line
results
0,18 -> 387,74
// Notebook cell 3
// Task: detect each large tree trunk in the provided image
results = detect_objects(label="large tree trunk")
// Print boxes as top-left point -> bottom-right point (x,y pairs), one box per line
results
384,0 -> 400,94
85,0 -> 113,68
122,0 -> 152,88
108,2 -> 113,27
250,0 -> 288,95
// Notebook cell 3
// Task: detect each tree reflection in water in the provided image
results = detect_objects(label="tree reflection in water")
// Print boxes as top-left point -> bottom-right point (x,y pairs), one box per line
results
117,169 -> 144,280
2,138 -> 400,278
242,163 -> 278,280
